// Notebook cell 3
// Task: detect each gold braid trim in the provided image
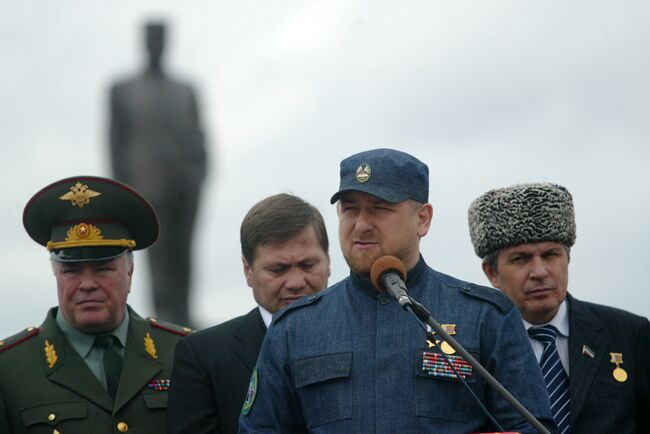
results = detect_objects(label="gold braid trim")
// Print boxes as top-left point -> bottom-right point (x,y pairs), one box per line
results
47,239 -> 136,251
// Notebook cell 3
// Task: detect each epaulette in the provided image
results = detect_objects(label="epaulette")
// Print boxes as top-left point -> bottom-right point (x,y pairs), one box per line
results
272,292 -> 323,326
0,326 -> 39,354
147,317 -> 194,337
457,283 -> 513,314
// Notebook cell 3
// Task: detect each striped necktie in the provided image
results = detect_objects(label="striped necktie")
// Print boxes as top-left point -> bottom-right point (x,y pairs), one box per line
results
528,325 -> 570,434
94,334 -> 123,400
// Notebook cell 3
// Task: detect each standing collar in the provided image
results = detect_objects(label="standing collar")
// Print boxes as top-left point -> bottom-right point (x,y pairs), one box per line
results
55,308 -> 130,358
349,254 -> 428,297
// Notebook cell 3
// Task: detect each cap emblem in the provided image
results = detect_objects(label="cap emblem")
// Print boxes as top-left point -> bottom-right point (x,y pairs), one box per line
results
58,182 -> 102,208
356,163 -> 372,183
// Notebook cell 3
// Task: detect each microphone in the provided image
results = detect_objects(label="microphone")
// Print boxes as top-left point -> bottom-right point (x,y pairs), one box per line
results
370,256 -> 412,308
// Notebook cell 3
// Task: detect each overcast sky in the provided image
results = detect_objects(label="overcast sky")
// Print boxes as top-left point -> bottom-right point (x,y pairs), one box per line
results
1,0 -> 649,336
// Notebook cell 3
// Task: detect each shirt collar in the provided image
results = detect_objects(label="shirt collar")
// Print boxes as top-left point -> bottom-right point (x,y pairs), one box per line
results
258,305 -> 272,329
523,298 -> 569,337
55,308 -> 130,358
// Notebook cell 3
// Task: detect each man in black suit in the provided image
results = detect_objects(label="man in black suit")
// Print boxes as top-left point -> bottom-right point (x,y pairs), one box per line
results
167,193 -> 331,434
109,22 -> 208,327
468,182 -> 650,434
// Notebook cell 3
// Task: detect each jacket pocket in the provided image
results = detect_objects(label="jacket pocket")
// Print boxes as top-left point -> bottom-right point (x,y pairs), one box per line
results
292,352 -> 352,428
143,392 -> 168,409
22,401 -> 88,432
414,349 -> 483,422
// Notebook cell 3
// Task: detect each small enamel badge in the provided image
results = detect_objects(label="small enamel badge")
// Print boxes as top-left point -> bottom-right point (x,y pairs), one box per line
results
581,345 -> 595,358
610,352 -> 628,382
147,379 -> 171,391
59,182 -> 101,208
421,351 -> 472,380
144,333 -> 157,359
44,340 -> 58,368
355,163 -> 372,183
241,368 -> 258,416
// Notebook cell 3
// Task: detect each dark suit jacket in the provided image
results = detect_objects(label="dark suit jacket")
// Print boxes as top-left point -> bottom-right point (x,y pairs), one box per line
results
168,308 -> 266,434
0,306 -> 188,434
567,294 -> 650,433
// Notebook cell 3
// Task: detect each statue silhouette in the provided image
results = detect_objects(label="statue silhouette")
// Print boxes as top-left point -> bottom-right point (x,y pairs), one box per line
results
109,22 -> 208,327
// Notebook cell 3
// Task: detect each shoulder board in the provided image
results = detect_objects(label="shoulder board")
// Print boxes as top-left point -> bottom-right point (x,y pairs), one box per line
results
457,283 -> 513,314
0,326 -> 39,354
147,318 -> 194,336
272,292 -> 323,326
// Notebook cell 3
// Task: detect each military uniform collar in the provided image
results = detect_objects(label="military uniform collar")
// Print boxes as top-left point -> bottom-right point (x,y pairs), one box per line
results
349,254 -> 428,297
55,308 -> 130,358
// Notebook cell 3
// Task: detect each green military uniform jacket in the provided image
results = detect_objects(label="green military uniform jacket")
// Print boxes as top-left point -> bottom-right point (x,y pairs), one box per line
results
0,305 -> 190,434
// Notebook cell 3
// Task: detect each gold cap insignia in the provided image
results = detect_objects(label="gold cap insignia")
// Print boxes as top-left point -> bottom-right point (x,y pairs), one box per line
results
44,340 -> 58,368
355,163 -> 372,183
144,332 -> 158,359
59,182 -> 101,208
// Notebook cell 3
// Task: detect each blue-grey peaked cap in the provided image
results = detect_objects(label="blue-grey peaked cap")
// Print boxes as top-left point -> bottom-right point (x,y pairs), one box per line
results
468,182 -> 576,258
330,148 -> 429,204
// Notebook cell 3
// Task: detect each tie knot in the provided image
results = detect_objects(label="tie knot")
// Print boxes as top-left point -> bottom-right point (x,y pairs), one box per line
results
527,324 -> 559,344
94,334 -> 118,349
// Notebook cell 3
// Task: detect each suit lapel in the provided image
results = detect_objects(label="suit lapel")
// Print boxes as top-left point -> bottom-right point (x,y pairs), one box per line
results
232,308 -> 267,372
40,309 -> 114,412
568,295 -> 606,427
113,312 -> 162,413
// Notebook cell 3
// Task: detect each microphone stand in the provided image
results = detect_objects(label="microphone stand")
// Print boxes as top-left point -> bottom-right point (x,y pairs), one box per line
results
403,296 -> 551,434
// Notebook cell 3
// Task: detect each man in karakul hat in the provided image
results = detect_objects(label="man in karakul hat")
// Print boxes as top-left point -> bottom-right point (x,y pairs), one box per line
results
0,176 -> 192,434
468,182 -> 650,434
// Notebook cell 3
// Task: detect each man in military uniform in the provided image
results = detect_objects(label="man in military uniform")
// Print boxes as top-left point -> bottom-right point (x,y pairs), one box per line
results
468,182 -> 650,433
239,149 -> 554,433
0,176 -> 191,434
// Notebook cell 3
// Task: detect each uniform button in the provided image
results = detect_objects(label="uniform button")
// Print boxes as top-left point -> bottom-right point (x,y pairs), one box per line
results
379,296 -> 390,305
462,285 -> 471,292
117,422 -> 128,432
48,413 -> 56,421
307,295 -> 316,301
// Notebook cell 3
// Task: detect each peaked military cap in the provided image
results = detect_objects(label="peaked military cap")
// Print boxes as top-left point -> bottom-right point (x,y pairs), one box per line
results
468,182 -> 576,258
23,176 -> 159,262
330,148 -> 429,204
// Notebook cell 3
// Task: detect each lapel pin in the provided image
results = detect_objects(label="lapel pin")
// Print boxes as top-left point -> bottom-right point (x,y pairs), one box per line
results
581,345 -> 595,358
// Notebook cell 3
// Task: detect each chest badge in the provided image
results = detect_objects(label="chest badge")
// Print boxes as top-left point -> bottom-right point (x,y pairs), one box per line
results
610,352 -> 628,382
425,323 -> 457,355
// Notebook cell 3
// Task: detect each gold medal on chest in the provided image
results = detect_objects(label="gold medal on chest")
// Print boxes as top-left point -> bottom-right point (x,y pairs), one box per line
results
609,352 -> 627,383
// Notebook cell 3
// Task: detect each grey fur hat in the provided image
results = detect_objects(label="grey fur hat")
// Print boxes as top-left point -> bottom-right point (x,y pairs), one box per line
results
468,183 -> 576,258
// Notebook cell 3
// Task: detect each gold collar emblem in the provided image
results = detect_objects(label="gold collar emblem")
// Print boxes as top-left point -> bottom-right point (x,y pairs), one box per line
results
59,182 -> 101,208
355,163 -> 372,183
144,333 -> 158,359
44,340 -> 58,368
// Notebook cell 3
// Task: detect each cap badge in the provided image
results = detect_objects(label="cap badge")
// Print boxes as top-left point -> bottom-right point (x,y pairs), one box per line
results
144,332 -> 158,359
610,352 -> 628,382
59,182 -> 101,208
44,339 -> 58,368
355,163 -> 372,183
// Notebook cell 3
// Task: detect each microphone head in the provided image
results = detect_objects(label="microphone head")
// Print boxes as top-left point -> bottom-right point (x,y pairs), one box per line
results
370,255 -> 407,292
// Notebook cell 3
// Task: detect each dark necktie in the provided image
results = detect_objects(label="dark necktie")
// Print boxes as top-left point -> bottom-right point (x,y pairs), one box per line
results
528,325 -> 570,434
94,335 -> 123,400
